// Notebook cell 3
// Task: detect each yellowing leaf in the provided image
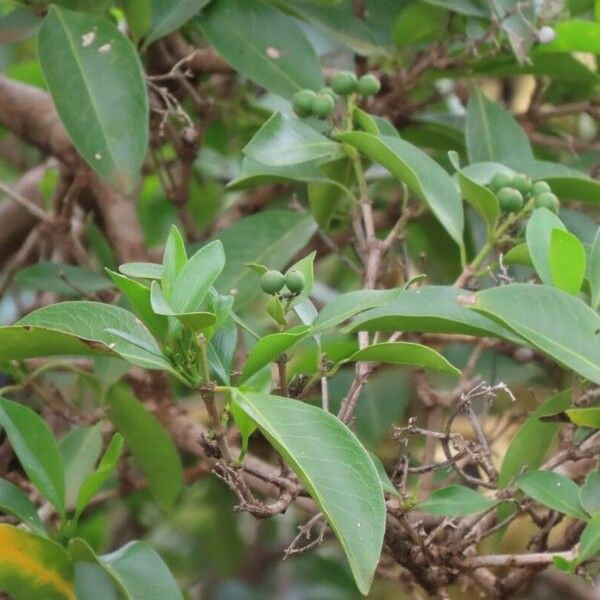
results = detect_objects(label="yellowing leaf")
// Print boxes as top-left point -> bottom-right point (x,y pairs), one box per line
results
0,524 -> 75,600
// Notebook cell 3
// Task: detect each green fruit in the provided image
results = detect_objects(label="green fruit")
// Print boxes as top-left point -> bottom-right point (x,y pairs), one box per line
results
357,74 -> 381,96
260,270 -> 285,295
285,270 -> 306,294
311,93 -> 335,118
497,187 -> 524,213
489,172 -> 513,192
512,174 -> 533,197
331,71 -> 358,95
321,87 -> 337,100
292,89 -> 317,117
534,192 -> 560,213
532,180 -> 551,196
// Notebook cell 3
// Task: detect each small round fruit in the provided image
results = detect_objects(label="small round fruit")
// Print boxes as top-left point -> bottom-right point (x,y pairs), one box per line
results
537,25 -> 556,44
534,192 -> 560,213
321,87 -> 337,100
292,89 -> 317,117
497,187 -> 524,213
331,71 -> 358,95
311,93 -> 336,118
357,74 -> 381,96
260,270 -> 285,295
489,172 -> 513,192
285,270 -> 306,294
532,180 -> 551,196
511,174 -> 533,197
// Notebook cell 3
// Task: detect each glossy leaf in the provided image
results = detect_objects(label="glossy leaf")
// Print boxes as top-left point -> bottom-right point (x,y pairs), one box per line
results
0,524 -> 75,600
60,425 -> 102,510
0,479 -> 46,537
419,485 -> 497,516
244,113 -> 343,167
307,159 -> 354,229
38,6 -> 148,191
538,20 -> 600,54
580,473 -> 600,516
107,384 -> 182,511
211,210 -> 317,308
150,282 -> 216,331
349,286 -> 522,342
549,228 -> 586,295
369,453 -> 399,496
0,398 -> 65,515
577,513 -> 600,565
332,342 -> 460,376
241,326 -> 311,383
338,132 -> 464,246
228,156 -> 327,189
161,225 -> 187,301
564,407 -> 600,428
449,150 -> 499,231
526,208 -> 566,286
233,390 -> 385,595
197,0 -> 323,98
17,301 -> 173,373
143,0 -> 210,48
74,562 -> 118,600
590,227 -> 600,310
470,284 -> 600,385
465,88 -> 533,164
118,262 -> 162,280
74,433 -> 124,520
517,470 -> 588,520
15,263 -> 111,296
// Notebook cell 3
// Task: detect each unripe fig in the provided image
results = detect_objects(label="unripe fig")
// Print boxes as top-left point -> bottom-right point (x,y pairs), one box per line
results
292,89 -> 317,117
285,270 -> 305,294
532,180 -> 551,196
511,174 -> 533,197
311,93 -> 335,118
357,74 -> 381,96
260,270 -> 285,295
489,172 -> 513,192
331,71 -> 358,95
534,192 -> 560,213
497,187 -> 524,213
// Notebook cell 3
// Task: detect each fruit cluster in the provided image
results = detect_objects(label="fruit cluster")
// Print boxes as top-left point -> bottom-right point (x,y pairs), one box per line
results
488,172 -> 560,214
260,269 -> 305,296
292,71 -> 381,119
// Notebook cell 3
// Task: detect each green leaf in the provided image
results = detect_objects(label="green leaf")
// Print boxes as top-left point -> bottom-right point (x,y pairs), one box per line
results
349,286 -> 522,342
580,473 -> 600,516
526,207 -> 567,286
498,390 -> 571,488
15,263 -> 111,296
589,228 -> 600,310
577,513 -> 600,565
564,407 -> 600,428
423,0 -> 488,17
211,210 -> 317,308
332,342 -> 460,376
17,302 -> 174,373
161,225 -> 187,301
312,289 -> 400,334
0,524 -> 75,600
207,317 -> 237,385
197,0 -> 323,99
470,284 -> 600,385
241,326 -> 311,383
118,262 -> 163,280
107,384 -> 182,511
393,1 -> 447,48
232,390 -> 385,595
517,470 -> 588,520
338,132 -> 464,246
244,113 -> 343,167
419,485 -> 497,516
171,240 -> 225,313
0,398 -> 64,515
60,425 -> 102,510
150,282 -> 216,332
74,434 -> 123,521
549,229 -> 587,295
74,562 -> 118,600
368,453 -> 399,496
38,6 -> 148,191
106,270 -> 168,340
465,88 -> 533,164
228,156 -> 327,189
143,0 -> 210,48
307,159 -> 354,229
121,0 -> 151,44
448,150 -> 499,232
0,479 -> 46,537
538,20 -> 600,54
